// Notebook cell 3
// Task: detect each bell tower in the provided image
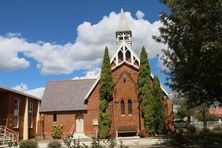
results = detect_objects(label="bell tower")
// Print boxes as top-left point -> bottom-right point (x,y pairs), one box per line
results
110,9 -> 139,69
116,8 -> 132,47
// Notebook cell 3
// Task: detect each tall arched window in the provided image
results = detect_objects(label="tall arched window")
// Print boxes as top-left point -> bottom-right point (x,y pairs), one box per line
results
121,100 -> 125,114
128,99 -> 132,114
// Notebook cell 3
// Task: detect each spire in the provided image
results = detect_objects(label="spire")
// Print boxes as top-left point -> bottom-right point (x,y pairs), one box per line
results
117,8 -> 130,31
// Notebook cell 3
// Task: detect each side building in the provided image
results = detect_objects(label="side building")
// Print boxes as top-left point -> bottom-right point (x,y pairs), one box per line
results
0,86 -> 41,140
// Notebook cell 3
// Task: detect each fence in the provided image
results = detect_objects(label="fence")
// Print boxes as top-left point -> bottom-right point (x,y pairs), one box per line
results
175,121 -> 222,130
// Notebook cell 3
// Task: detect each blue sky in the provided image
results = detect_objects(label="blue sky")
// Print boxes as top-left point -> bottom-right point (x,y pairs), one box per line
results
0,0 -> 170,97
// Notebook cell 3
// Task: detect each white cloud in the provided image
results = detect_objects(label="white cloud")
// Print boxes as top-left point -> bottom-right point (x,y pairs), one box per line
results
12,83 -> 45,98
0,10 -> 166,74
72,68 -> 101,79
136,10 -> 145,19
26,87 -> 45,98
12,83 -> 28,92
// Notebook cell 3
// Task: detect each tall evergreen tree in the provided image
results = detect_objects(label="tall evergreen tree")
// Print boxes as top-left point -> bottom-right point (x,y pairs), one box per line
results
138,47 -> 156,136
152,76 -> 166,134
98,47 -> 114,138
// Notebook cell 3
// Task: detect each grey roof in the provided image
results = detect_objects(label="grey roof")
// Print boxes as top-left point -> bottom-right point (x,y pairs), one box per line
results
40,79 -> 96,112
0,85 -> 41,100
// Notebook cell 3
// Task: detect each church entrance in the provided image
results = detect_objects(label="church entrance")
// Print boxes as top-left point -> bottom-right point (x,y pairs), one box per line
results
76,114 -> 84,133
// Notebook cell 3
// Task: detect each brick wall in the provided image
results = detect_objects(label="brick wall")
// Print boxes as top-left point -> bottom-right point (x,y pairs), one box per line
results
0,91 -> 40,139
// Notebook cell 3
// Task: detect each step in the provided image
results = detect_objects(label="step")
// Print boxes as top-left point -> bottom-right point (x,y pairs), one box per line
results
0,144 -> 8,148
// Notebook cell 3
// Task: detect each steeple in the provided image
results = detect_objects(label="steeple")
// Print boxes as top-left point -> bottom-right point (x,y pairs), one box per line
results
117,8 -> 130,32
116,8 -> 132,47
110,9 -> 139,69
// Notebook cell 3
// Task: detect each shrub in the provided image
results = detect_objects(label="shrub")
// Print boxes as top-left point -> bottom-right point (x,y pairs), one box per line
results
187,125 -> 196,133
47,140 -> 62,148
19,140 -> 38,148
138,130 -> 146,138
52,123 -> 63,139
91,136 -> 102,148
213,126 -> 222,131
119,140 -> 128,148
104,138 -> 117,148
63,135 -> 73,148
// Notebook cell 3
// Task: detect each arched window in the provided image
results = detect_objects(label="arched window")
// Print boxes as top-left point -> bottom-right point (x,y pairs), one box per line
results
121,100 -> 125,114
128,99 -> 132,114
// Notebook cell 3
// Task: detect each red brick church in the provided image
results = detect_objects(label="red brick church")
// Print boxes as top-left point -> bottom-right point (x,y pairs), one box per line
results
40,9 -> 174,139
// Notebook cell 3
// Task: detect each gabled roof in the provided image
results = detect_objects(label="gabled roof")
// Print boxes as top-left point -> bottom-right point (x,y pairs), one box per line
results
40,79 -> 96,112
0,85 -> 41,100
209,108 -> 222,117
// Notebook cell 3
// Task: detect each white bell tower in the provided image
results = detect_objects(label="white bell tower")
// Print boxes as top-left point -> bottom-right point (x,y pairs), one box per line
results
111,9 -> 139,68
116,8 -> 132,47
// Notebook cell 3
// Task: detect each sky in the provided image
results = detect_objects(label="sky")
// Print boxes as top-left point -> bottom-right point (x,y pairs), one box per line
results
0,0 -> 170,98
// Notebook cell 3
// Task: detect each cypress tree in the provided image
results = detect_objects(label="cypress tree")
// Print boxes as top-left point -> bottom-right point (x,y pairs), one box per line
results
152,76 -> 166,134
138,47 -> 156,136
98,47 -> 114,138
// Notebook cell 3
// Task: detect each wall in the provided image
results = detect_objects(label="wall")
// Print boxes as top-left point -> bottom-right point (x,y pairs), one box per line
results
42,111 -> 86,139
111,64 -> 141,134
0,91 -> 40,139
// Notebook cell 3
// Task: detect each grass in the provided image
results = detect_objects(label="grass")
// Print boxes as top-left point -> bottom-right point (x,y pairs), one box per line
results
163,131 -> 222,147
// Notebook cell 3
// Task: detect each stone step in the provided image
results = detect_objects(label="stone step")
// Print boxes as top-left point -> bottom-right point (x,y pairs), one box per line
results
72,132 -> 90,139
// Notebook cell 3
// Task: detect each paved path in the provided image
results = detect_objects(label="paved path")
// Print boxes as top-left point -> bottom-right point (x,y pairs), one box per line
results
38,137 -> 172,148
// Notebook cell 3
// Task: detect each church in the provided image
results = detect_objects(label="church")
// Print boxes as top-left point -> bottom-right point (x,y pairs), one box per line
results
40,9 -> 174,139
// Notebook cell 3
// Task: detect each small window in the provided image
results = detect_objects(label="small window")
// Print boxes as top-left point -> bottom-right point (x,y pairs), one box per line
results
28,101 -> 33,128
128,99 -> 132,114
121,100 -> 125,114
53,114 -> 57,122
13,98 -> 20,128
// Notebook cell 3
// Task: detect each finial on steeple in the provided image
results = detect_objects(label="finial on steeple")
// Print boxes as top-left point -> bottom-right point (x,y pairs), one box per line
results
117,8 -> 130,32
121,8 -> 124,14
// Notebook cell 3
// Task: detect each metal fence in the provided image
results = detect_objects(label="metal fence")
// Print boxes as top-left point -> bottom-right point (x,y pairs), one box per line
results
175,121 -> 222,129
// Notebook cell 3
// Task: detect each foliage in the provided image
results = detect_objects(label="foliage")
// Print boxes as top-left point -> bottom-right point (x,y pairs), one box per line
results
138,47 -> 166,136
19,140 -> 38,148
119,140 -> 128,148
63,135 -> 72,148
98,47 -> 114,138
52,123 -> 63,139
91,136 -> 103,148
154,0 -> 222,105
47,140 -> 62,148
104,138 -> 117,148
213,126 -> 222,131
63,134 -> 88,148
152,76 -> 166,134
187,125 -> 196,133
138,47 -> 154,135
138,130 -> 147,138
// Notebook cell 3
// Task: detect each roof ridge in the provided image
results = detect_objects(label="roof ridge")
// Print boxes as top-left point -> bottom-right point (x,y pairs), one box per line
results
48,78 -> 97,82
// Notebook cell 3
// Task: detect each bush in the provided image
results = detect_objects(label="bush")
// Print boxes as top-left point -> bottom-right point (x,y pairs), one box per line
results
91,136 -> 102,148
19,140 -> 38,148
47,140 -> 62,148
213,126 -> 222,131
52,123 -> 63,139
138,130 -> 146,138
187,125 -> 196,133
63,135 -> 73,148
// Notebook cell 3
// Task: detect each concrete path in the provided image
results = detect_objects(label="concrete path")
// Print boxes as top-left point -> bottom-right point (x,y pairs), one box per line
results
38,137 -> 172,148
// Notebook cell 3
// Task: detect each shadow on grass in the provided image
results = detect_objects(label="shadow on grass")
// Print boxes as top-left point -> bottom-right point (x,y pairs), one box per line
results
153,131 -> 222,148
